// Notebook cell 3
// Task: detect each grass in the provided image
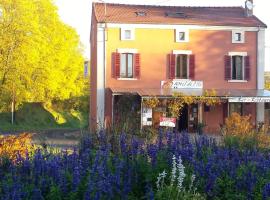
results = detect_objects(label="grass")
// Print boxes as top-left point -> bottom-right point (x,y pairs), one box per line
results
0,100 -> 88,132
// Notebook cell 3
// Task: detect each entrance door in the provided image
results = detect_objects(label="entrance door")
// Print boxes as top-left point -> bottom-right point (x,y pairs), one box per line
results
178,105 -> 188,132
188,104 -> 198,133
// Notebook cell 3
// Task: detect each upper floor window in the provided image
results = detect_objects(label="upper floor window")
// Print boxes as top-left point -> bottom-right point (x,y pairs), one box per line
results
121,28 -> 135,40
175,54 -> 188,79
232,55 -> 244,80
120,53 -> 133,78
175,29 -> 189,43
232,30 -> 245,43
169,50 -> 195,79
224,52 -> 250,81
112,49 -> 140,79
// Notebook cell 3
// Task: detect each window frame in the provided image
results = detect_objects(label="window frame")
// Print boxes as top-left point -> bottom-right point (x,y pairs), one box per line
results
175,54 -> 189,79
120,53 -> 134,78
175,29 -> 189,43
232,30 -> 245,43
172,50 -> 192,79
229,103 -> 243,116
228,52 -> 248,82
120,27 -> 135,40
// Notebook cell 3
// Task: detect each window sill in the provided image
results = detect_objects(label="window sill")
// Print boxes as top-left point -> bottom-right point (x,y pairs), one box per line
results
228,80 -> 248,83
117,78 -> 138,81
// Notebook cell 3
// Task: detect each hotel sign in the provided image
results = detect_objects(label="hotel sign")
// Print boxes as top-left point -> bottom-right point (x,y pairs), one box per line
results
161,79 -> 203,89
229,97 -> 270,103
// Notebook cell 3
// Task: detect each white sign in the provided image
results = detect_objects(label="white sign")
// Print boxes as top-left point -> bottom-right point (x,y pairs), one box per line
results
159,117 -> 176,127
161,79 -> 203,89
229,97 -> 270,103
142,108 -> 152,126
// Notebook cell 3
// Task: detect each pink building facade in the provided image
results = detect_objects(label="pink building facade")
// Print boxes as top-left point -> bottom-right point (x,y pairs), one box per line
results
90,1 -> 269,133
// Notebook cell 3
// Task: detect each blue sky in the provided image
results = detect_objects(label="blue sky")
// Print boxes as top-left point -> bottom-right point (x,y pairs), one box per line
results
54,0 -> 270,70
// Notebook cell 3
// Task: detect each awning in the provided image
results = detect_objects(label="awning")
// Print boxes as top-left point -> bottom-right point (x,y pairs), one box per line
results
110,88 -> 270,102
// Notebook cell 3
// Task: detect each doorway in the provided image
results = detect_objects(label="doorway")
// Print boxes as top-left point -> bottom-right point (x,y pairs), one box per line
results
178,104 -> 188,132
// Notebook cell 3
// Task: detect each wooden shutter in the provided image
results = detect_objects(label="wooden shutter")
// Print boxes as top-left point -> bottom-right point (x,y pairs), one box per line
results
189,54 -> 195,80
112,52 -> 120,78
169,54 -> 176,79
224,55 -> 231,80
245,56 -> 250,81
134,53 -> 140,79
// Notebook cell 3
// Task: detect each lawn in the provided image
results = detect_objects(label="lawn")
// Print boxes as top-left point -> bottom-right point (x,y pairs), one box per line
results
0,99 -> 88,132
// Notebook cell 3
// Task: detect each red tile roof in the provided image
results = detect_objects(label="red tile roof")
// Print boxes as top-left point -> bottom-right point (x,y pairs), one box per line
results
93,3 -> 267,28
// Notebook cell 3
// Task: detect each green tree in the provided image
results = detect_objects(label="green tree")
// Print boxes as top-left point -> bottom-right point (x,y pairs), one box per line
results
0,0 -> 86,117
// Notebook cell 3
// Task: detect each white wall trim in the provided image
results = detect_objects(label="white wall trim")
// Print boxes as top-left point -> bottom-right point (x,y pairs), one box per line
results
257,29 -> 265,90
117,48 -> 138,54
228,80 -> 248,83
120,27 -> 135,40
175,28 -> 189,43
106,23 -> 263,31
173,50 -> 192,55
228,52 -> 248,56
232,30 -> 245,43
117,78 -> 138,81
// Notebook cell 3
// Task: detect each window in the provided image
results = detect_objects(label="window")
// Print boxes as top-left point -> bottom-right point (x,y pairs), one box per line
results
232,55 -> 244,80
232,30 -> 245,43
121,28 -> 135,40
229,103 -> 243,115
120,53 -> 134,78
175,29 -> 189,42
175,54 -> 188,79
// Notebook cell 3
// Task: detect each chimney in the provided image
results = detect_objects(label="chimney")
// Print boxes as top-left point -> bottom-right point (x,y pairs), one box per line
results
245,0 -> 253,17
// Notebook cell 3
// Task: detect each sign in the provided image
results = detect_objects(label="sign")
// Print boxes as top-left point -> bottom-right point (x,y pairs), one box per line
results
229,97 -> 270,103
159,117 -> 176,127
142,108 -> 152,126
161,79 -> 203,89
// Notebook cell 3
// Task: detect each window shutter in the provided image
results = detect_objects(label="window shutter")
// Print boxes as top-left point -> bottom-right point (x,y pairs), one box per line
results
189,54 -> 195,79
169,54 -> 176,79
134,53 -> 140,79
245,56 -> 250,81
224,55 -> 231,80
112,52 -> 120,78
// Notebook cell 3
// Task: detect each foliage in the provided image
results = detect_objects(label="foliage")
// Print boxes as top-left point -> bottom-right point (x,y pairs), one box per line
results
224,112 -> 253,138
0,133 -> 36,161
155,155 -> 205,200
142,97 -> 159,108
0,0 -> 86,112
2,131 -> 270,199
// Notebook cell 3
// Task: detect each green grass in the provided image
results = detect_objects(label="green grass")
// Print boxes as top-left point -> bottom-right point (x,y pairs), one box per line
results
0,100 -> 88,132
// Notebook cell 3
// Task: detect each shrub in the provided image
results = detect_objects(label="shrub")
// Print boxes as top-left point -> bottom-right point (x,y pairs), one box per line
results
0,133 -> 36,161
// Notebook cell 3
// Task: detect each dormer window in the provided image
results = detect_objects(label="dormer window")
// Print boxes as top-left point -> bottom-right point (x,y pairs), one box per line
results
175,29 -> 189,43
232,30 -> 245,43
121,27 -> 135,40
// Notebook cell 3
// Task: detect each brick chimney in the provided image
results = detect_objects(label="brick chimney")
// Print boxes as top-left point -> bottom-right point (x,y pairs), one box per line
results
245,0 -> 253,17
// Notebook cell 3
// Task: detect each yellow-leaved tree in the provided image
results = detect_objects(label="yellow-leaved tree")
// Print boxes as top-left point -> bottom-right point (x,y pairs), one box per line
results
0,0 -> 86,114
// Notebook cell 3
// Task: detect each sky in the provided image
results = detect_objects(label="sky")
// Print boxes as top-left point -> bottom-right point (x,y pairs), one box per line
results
54,0 -> 270,70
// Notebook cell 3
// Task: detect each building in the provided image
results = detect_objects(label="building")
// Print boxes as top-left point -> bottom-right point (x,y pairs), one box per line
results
90,1 -> 269,133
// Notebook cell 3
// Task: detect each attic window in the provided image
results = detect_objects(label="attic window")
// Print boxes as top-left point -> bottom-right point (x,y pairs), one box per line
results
165,12 -> 187,18
135,11 -> 147,17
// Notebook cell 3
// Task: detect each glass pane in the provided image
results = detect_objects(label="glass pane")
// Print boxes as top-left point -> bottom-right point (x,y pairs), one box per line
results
229,103 -> 242,115
120,54 -> 126,77
181,55 -> 188,78
124,30 -> 131,39
127,54 -> 133,78
234,33 -> 241,41
179,32 -> 185,41
232,56 -> 243,80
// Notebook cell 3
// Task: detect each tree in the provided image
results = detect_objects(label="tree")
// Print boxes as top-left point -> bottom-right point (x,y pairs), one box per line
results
0,0 -> 86,117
